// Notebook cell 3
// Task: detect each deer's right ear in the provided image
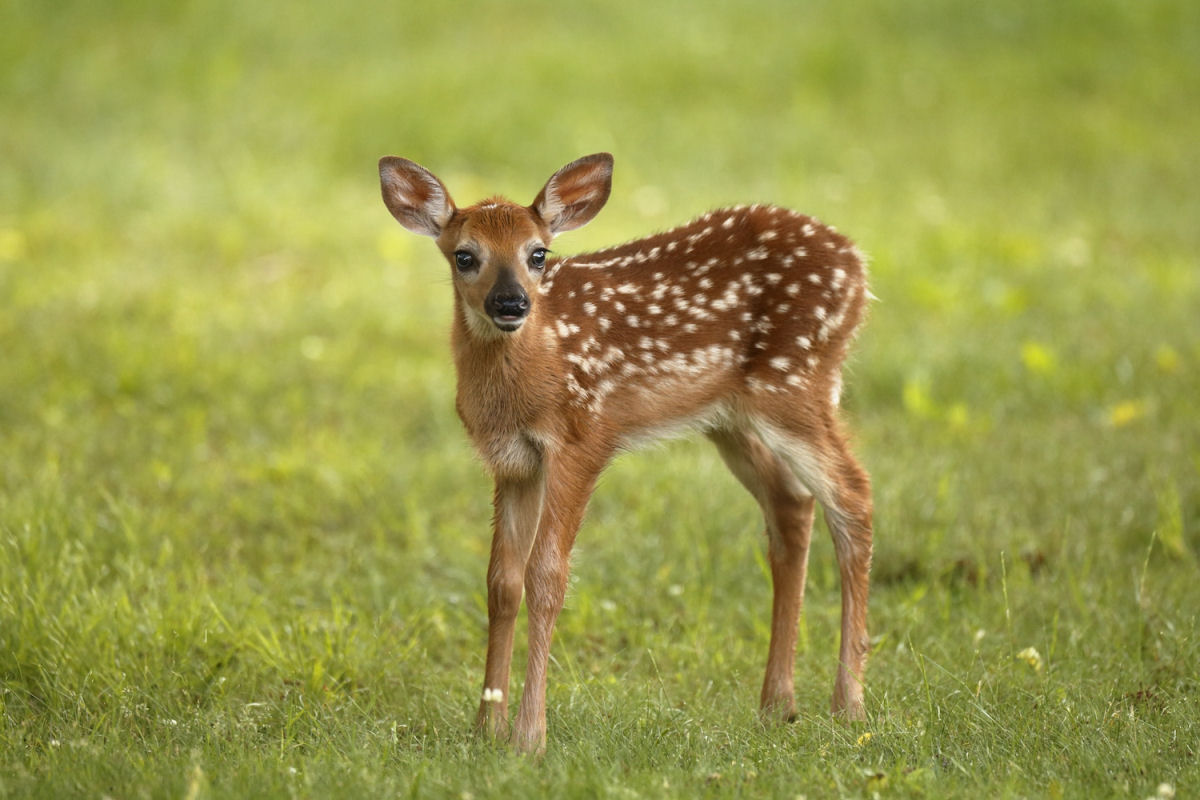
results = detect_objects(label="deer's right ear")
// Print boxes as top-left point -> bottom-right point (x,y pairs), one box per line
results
379,157 -> 455,238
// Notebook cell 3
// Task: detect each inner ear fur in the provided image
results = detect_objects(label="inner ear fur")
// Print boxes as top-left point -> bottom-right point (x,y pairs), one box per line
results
379,156 -> 456,238
532,153 -> 614,235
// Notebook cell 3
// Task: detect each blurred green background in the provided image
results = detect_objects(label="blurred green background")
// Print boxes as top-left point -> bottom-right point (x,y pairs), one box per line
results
2,1 -> 1198,797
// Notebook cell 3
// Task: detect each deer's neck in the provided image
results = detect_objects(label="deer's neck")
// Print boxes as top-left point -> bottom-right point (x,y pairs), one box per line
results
451,305 -> 566,478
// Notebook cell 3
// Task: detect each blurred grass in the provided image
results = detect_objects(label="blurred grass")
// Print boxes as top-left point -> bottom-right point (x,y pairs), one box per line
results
2,0 -> 1199,797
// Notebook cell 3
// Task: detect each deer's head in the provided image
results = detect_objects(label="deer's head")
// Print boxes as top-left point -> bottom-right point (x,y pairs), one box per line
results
379,153 -> 613,338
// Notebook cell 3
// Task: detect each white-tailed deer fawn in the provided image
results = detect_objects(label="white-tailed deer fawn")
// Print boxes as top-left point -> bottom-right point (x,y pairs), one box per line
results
379,153 -> 873,752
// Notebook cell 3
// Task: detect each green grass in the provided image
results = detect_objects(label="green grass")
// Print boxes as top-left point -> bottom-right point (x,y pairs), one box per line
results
2,0 -> 1198,797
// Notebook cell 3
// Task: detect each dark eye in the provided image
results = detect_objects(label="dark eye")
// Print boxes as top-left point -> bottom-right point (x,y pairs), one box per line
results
529,248 -> 548,270
454,251 -> 476,271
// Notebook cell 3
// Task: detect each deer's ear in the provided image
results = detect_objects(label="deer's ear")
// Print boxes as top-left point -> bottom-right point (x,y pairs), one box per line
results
531,153 -> 613,235
379,157 -> 455,238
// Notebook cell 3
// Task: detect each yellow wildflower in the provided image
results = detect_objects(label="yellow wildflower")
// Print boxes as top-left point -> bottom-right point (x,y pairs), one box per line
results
1016,646 -> 1043,672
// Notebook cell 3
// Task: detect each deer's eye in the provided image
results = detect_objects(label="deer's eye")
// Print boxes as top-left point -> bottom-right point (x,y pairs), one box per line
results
529,248 -> 548,271
454,251 -> 477,271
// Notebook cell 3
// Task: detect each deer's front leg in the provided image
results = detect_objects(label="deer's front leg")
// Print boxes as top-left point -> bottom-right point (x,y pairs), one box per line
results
511,449 -> 605,754
476,472 -> 545,739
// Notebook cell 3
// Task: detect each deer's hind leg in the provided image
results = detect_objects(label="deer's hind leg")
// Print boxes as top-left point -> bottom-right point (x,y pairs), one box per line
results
754,413 -> 873,722
709,427 -> 816,721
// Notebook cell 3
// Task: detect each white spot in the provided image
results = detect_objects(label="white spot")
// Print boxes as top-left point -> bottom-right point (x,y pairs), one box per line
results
802,223 -> 816,237
746,376 -> 783,395
797,335 -> 812,349
776,303 -> 791,313
599,317 -> 612,332
786,373 -> 807,387
614,301 -> 626,312
556,319 -> 572,338
639,336 -> 654,350
722,217 -> 736,229
583,302 -> 597,315
566,352 -> 591,374
664,314 -> 679,326
814,306 -> 827,320
565,373 -> 588,399
758,229 -> 779,241
746,247 -> 769,261
765,273 -> 782,285
699,277 -> 713,290
626,315 -> 640,327
808,273 -> 822,285
616,283 -> 639,295
770,356 -> 791,371
786,283 -> 801,297
647,304 -> 662,315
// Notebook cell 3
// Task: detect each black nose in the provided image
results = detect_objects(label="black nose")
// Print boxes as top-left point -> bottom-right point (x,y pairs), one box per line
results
484,268 -> 530,328
492,294 -> 528,317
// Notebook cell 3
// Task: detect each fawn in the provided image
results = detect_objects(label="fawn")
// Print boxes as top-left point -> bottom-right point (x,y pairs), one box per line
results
378,152 -> 873,752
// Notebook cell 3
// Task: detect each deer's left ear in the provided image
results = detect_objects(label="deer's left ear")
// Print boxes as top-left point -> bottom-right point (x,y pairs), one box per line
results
532,153 -> 613,235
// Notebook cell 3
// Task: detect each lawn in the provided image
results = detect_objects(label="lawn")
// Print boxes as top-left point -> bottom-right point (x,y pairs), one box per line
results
2,0 -> 1198,797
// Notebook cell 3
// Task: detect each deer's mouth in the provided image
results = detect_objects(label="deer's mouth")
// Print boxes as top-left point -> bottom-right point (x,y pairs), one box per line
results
492,313 -> 526,332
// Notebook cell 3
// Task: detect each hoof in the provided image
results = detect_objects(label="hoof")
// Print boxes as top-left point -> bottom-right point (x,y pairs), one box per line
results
759,700 -> 799,725
831,698 -> 866,722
